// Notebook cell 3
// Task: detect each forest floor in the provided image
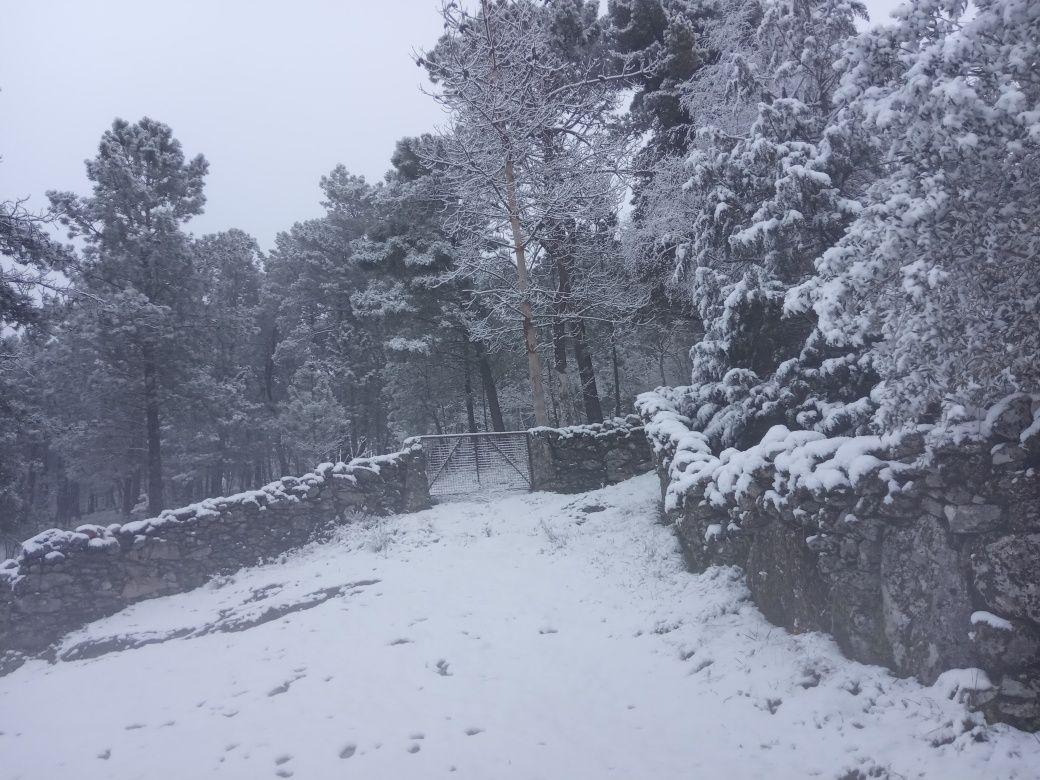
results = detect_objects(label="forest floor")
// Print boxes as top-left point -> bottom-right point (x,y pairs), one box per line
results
2,473 -> 1038,779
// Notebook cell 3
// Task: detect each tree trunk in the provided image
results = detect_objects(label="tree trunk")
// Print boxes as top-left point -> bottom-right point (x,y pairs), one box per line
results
572,318 -> 603,423
462,341 -> 477,433
551,252 -> 574,426
475,342 -> 505,432
121,471 -> 140,516
142,344 -> 165,513
276,438 -> 290,478
609,323 -> 622,418
504,156 -> 549,426
25,461 -> 37,518
552,317 -> 571,426
547,363 -> 560,427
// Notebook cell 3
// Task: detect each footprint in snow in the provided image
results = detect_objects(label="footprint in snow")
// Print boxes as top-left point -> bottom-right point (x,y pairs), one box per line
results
761,698 -> 783,714
269,672 -> 307,696
434,659 -> 451,676
407,743 -> 421,754
275,755 -> 292,766
464,727 -> 484,736
539,627 -> 558,635
389,638 -> 413,646
339,744 -> 357,759
689,658 -> 714,674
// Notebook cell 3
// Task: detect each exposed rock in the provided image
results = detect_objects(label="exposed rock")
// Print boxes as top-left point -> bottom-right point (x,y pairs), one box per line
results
991,443 -> 1028,466
970,615 -> 1040,673
746,520 -> 827,636
983,674 -> 1040,731
121,575 -> 172,601
970,534 -> 1040,624
944,504 -> 1003,534
880,516 -> 976,682
827,569 -> 890,666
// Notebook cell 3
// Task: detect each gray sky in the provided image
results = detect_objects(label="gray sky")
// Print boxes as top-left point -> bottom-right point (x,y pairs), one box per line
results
1,0 -> 447,250
1,0 -> 903,252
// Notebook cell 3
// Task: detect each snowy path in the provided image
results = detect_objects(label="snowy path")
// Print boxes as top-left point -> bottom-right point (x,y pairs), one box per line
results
1,474 -> 1037,779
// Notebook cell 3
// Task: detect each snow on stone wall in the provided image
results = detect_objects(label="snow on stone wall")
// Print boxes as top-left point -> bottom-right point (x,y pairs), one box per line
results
0,445 -> 430,670
636,390 -> 1040,731
528,416 -> 655,494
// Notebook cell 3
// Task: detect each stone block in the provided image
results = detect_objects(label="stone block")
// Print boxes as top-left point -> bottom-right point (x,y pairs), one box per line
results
13,592 -> 67,614
746,519 -> 827,635
944,504 -> 1003,534
983,673 -> 1040,731
992,444 -> 1028,466
880,515 -> 975,683
970,615 -> 1040,673
827,570 -> 890,666
970,533 -> 1040,624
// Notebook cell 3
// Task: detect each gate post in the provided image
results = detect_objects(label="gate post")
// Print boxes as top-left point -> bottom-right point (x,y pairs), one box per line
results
526,429 -> 554,492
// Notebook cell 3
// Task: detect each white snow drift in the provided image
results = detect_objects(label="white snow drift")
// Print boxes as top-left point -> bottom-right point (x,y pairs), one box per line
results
1,474 -> 1037,779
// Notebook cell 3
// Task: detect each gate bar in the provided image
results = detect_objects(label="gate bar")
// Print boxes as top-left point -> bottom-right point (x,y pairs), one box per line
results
417,431 -> 530,439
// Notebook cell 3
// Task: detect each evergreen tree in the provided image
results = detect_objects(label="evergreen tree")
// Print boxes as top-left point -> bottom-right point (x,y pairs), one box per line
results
807,0 -> 1040,423
351,136 -> 509,434
629,0 -> 876,448
0,197 -> 73,327
264,169 -> 389,459
48,118 -> 208,512
169,229 -> 265,500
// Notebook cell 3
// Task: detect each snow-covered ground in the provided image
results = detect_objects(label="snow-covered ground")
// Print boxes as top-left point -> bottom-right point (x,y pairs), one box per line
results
2,474 -> 1037,779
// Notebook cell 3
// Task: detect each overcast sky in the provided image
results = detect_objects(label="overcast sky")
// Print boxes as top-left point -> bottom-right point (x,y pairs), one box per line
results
1,0 -> 903,252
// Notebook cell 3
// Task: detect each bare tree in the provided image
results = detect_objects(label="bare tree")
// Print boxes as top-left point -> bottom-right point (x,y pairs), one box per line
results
418,0 -> 642,426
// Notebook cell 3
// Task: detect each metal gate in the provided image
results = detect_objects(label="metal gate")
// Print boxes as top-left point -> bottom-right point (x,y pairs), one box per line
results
419,432 -> 531,497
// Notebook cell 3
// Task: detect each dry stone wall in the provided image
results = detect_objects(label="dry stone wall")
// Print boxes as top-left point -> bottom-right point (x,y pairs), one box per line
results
637,390 -> 1040,731
0,421 -> 654,672
528,416 -> 655,493
0,446 -> 429,670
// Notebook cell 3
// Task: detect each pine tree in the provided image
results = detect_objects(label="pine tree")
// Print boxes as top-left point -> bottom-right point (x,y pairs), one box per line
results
264,169 -> 389,457
169,229 -> 265,500
350,136 -> 509,434
48,118 -> 208,512
0,197 -> 73,327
